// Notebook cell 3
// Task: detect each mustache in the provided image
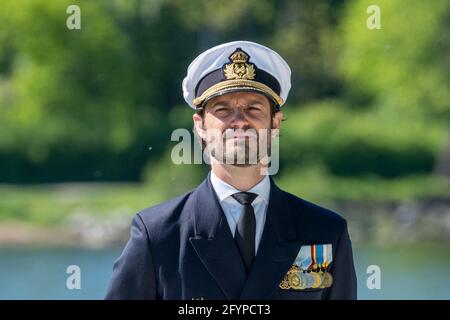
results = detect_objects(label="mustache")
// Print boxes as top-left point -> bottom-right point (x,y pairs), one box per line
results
222,128 -> 258,139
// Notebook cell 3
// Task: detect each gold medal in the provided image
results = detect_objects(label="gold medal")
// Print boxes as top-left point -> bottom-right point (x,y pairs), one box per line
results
321,272 -> 333,288
279,265 -> 301,290
286,265 -> 301,289
318,265 -> 326,288
319,272 -> 326,288
287,270 -> 302,289
310,271 -> 322,288
280,243 -> 334,291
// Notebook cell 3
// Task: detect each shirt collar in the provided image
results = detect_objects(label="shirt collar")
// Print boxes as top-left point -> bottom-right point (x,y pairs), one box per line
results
210,170 -> 270,204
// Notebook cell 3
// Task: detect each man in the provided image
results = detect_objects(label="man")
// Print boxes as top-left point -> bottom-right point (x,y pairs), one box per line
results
106,41 -> 357,300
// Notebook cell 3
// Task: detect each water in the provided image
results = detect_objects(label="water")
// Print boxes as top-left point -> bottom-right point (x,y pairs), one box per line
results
353,245 -> 450,299
0,245 -> 448,299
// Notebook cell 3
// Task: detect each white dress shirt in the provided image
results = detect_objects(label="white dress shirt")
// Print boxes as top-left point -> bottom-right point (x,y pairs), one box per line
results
209,170 -> 271,254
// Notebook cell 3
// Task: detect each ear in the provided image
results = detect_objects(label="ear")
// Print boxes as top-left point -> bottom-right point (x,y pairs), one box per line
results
192,113 -> 206,139
272,110 -> 283,130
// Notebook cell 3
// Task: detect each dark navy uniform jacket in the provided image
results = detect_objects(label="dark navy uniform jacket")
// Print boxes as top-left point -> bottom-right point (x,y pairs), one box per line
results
105,173 -> 357,300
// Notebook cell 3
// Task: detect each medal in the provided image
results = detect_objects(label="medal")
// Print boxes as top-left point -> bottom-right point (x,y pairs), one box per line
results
319,269 -> 327,288
310,271 -> 322,288
321,244 -> 333,288
279,265 -> 302,290
287,270 -> 302,289
321,272 -> 333,288
303,272 -> 315,288
299,272 -> 308,289
280,244 -> 334,290
316,244 -> 325,288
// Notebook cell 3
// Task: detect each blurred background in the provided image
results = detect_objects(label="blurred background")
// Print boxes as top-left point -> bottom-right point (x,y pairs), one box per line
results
0,0 -> 449,299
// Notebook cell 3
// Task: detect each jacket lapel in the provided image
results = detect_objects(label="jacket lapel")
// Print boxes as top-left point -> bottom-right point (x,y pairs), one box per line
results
239,177 -> 303,300
189,173 -> 247,299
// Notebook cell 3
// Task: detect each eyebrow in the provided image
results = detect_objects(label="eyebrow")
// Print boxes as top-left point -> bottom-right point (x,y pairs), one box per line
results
246,99 -> 265,106
210,101 -> 231,108
209,99 -> 265,109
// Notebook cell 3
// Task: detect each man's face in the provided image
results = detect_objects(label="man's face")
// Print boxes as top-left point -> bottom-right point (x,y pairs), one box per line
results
193,91 -> 283,166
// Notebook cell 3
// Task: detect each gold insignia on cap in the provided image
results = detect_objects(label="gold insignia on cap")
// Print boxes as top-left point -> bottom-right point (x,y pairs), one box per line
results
223,49 -> 256,80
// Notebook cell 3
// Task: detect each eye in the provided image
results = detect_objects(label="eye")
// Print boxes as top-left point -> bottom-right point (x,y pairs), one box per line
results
247,106 -> 262,112
214,107 -> 231,116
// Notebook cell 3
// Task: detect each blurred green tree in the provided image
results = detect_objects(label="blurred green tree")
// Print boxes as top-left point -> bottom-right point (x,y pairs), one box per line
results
0,0 -> 447,185
279,0 -> 449,179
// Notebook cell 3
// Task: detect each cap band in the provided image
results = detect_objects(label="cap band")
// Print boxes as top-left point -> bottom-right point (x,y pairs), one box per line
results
193,79 -> 283,107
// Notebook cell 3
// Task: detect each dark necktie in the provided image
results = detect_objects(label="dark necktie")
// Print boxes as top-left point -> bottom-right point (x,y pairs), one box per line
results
231,191 -> 258,273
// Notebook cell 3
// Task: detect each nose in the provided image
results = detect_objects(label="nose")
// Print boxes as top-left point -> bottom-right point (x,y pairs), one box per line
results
229,108 -> 249,129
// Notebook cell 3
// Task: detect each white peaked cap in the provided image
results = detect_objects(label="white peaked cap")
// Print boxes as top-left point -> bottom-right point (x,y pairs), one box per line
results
182,40 -> 292,109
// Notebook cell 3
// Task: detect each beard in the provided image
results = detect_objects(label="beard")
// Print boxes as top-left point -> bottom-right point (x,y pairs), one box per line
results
205,126 -> 273,166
